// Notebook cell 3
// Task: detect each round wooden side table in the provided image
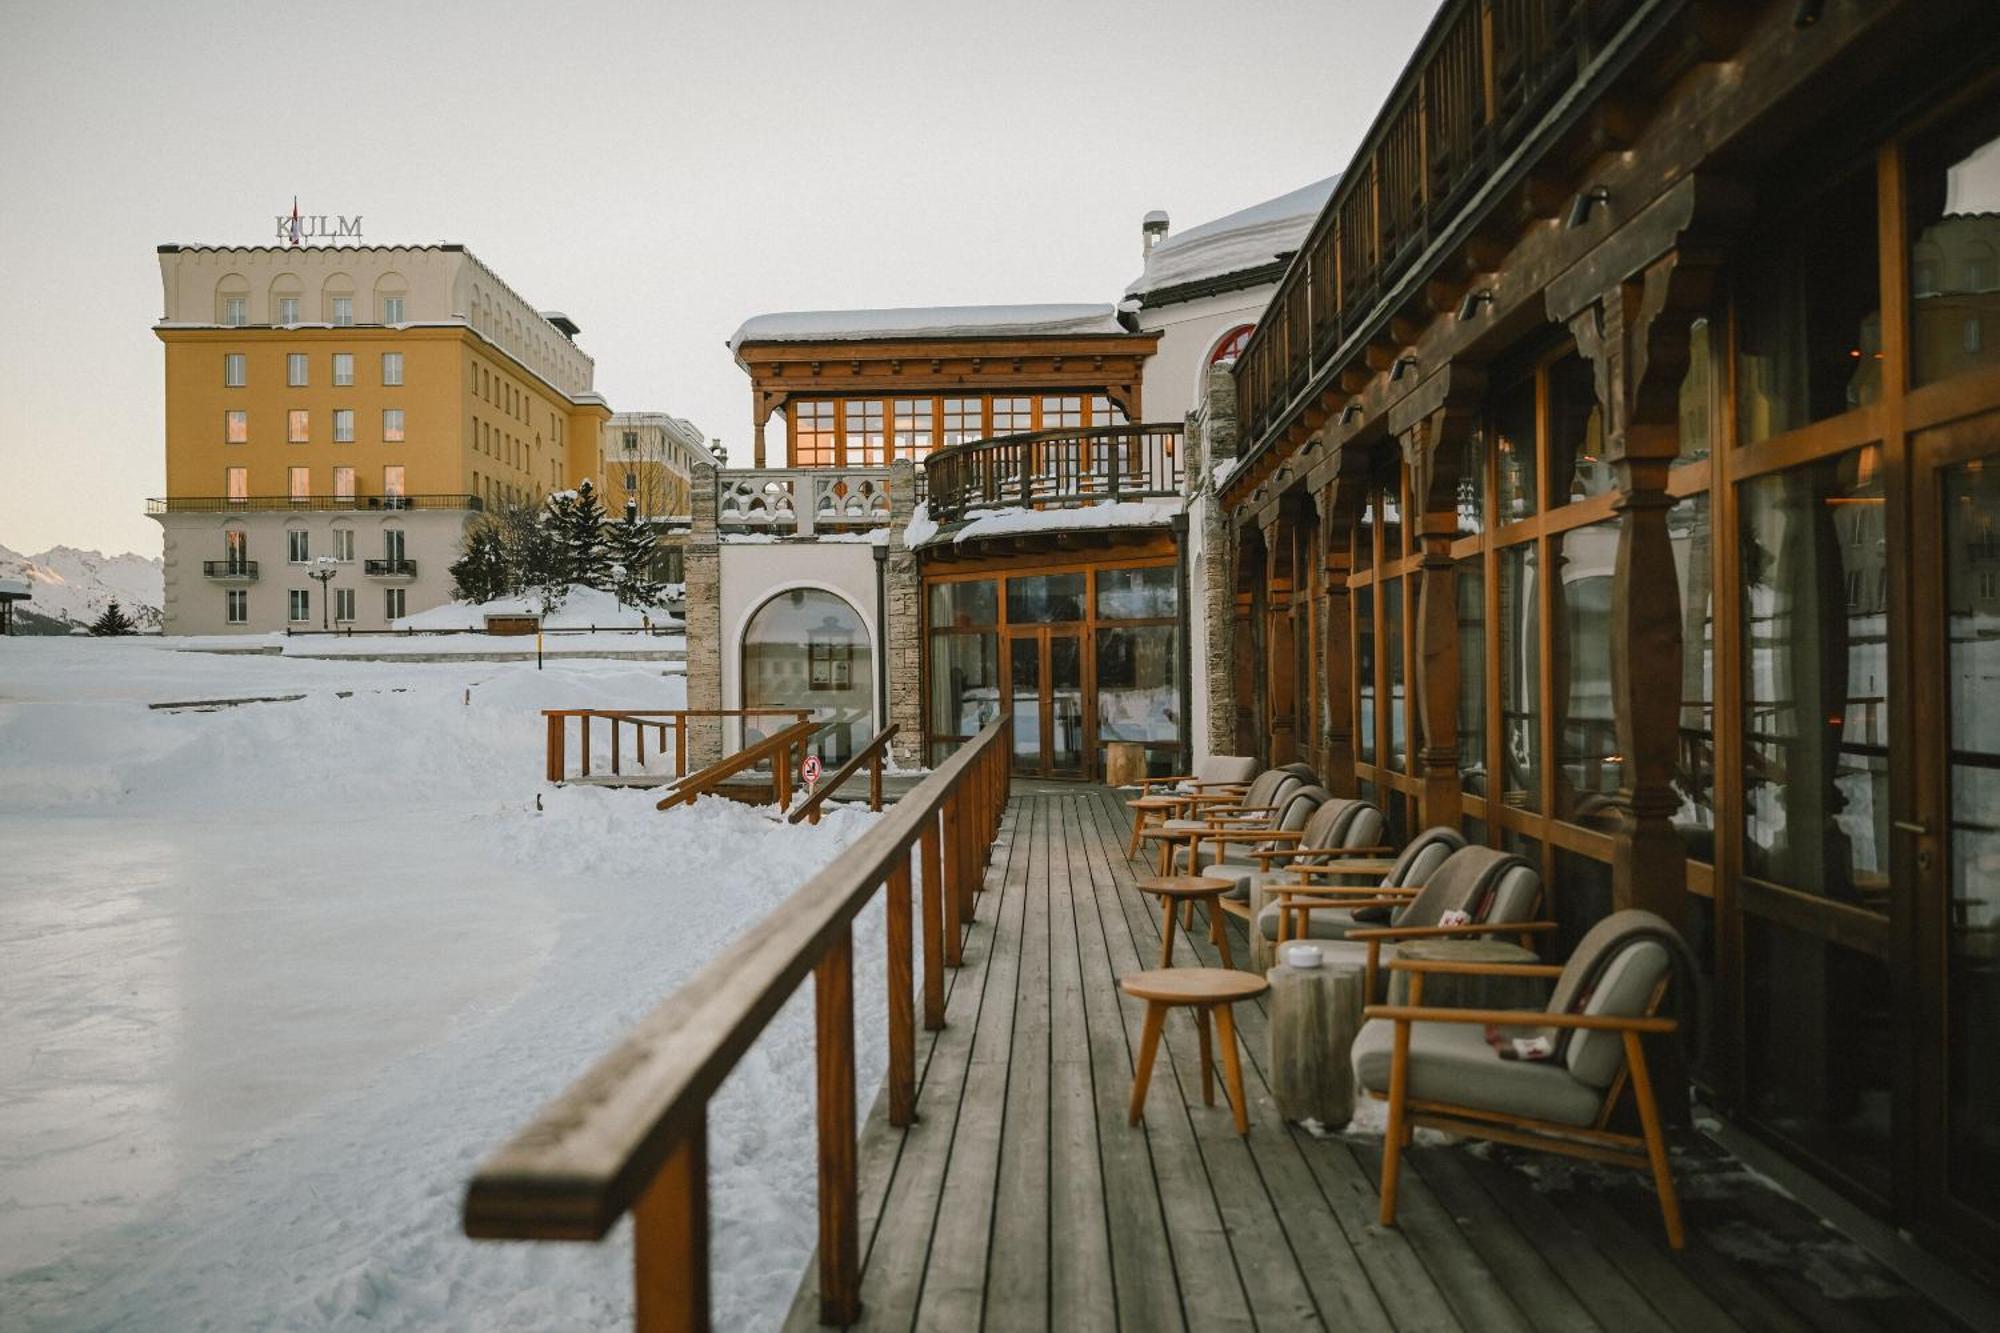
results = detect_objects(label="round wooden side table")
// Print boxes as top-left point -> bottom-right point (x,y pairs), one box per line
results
1135,875 -> 1237,969
1120,967 -> 1270,1135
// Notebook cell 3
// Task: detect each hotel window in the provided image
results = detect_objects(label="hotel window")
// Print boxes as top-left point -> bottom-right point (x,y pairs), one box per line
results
991,396 -> 1034,435
287,353 -> 309,387
331,297 -> 353,327
335,587 -> 355,623
288,409 -> 308,443
843,398 -> 886,466
278,296 -> 300,325
383,408 -> 405,442
227,466 -> 248,501
333,409 -> 354,443
333,353 -> 354,387
382,296 -> 405,324
332,467 -> 355,502
1088,395 -> 1123,427
793,399 -> 835,466
943,396 -> 984,447
223,296 -> 247,327
226,589 -> 247,623
893,399 -> 935,460
1043,395 -> 1084,429
289,589 -> 310,622
332,527 -> 354,561
289,466 -> 310,500
383,465 -> 405,498
625,471 -> 637,491
382,352 -> 404,386
384,587 -> 405,619
225,410 -> 248,444
288,529 -> 309,563
224,353 -> 246,387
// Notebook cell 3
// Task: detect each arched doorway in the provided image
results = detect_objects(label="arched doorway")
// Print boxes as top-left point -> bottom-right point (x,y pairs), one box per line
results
741,587 -> 874,765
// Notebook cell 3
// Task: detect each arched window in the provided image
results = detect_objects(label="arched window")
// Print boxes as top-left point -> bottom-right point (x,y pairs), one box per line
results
215,273 -> 250,325
1208,323 -> 1255,365
742,587 -> 873,765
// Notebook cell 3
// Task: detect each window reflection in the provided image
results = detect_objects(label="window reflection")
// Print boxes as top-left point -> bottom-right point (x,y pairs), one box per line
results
1097,625 -> 1178,748
1457,557 -> 1486,793
1385,575 -> 1407,771
1554,519 -> 1621,827
1909,100 -> 2000,387
743,588 -> 872,764
1499,543 -> 1540,811
1548,352 -> 1613,506
1672,493 -> 1717,861
1493,376 -> 1537,523
1356,583 -> 1376,764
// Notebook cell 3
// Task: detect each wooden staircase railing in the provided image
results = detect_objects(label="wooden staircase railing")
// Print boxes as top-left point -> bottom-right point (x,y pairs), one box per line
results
653,717 -> 821,812
787,724 -> 900,825
542,708 -> 811,785
462,715 -> 1012,1330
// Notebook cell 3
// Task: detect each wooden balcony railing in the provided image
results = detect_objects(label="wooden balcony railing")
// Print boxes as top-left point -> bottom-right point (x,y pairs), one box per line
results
922,423 -> 1184,524
1232,0 -> 1655,447
654,717 -> 821,812
788,723 -> 899,825
463,715 -> 1013,1329
542,708 -> 813,785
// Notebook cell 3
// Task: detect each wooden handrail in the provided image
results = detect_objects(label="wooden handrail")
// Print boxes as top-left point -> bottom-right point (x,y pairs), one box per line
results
788,724 -> 900,825
464,715 -> 1014,1329
654,717 -> 820,812
543,708 -> 811,785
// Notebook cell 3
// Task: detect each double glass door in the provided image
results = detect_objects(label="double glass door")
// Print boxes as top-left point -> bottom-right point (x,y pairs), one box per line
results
1008,628 -> 1084,777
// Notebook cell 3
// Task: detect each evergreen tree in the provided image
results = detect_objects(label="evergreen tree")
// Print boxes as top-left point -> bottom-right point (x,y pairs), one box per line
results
560,480 -> 611,590
89,599 -> 137,636
523,495 -> 571,612
448,521 -> 509,604
496,501 -> 549,597
606,508 -> 664,608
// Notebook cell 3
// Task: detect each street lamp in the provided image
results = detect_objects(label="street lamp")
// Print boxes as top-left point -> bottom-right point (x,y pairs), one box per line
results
610,562 -> 626,613
309,555 -> 338,631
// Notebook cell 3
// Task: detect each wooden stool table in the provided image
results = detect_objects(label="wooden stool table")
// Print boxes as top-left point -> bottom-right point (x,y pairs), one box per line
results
1135,875 -> 1237,969
1121,967 -> 1270,1135
1386,938 -> 1549,1010
1125,795 -> 1182,858
1266,959 -> 1366,1126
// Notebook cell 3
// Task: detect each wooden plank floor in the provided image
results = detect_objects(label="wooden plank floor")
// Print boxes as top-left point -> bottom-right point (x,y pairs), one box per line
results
784,786 -> 1977,1332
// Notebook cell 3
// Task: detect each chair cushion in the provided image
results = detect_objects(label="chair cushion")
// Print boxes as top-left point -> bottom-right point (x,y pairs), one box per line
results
1565,940 -> 1671,1087
1353,1018 -> 1604,1127
1196,755 -> 1259,786
1256,899 -> 1371,941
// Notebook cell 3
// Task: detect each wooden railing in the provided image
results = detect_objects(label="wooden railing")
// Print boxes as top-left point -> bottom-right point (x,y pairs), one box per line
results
921,423 -> 1184,523
654,717 -> 821,812
463,715 -> 1013,1329
543,708 -> 811,785
788,724 -> 900,825
1232,0 -> 1657,446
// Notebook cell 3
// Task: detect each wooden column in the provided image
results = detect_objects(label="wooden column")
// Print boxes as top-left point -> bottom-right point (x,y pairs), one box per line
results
1404,402 -> 1474,834
1314,448 -> 1370,796
1263,509 -> 1299,766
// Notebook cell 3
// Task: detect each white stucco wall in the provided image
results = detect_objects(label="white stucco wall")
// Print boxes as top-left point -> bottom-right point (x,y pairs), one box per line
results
1136,287 -> 1273,425
717,539 -> 884,751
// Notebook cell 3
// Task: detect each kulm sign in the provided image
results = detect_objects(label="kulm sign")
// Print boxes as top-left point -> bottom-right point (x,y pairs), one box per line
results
276,197 -> 363,246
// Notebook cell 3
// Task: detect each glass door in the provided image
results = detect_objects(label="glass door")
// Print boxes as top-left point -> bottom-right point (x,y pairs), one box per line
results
1008,632 -> 1043,775
1007,627 -> 1089,778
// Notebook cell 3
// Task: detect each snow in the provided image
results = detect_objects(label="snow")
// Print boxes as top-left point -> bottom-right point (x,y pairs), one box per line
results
0,543 -> 163,630
729,303 -> 1124,353
394,586 -> 674,632
1125,175 -> 1339,299
909,499 -> 1181,548
900,503 -> 939,549
0,637 -> 886,1329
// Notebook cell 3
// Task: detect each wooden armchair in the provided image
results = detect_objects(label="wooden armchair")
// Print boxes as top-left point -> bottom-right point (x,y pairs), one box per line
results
1352,909 -> 1690,1248
1138,768 -> 1312,874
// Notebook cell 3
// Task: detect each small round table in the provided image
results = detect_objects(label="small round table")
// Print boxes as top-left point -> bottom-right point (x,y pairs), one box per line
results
1124,795 -> 1182,858
1135,875 -> 1237,969
1386,937 -> 1549,1010
1121,967 -> 1270,1135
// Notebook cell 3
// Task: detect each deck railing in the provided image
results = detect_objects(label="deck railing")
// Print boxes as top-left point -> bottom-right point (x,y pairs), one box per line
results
653,717 -> 821,812
921,423 -> 1184,523
542,708 -> 811,785
1232,0 -> 1656,446
788,723 -> 899,825
463,715 -> 1012,1329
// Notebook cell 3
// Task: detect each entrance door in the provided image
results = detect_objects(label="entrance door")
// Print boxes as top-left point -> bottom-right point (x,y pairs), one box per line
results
1007,628 -> 1086,777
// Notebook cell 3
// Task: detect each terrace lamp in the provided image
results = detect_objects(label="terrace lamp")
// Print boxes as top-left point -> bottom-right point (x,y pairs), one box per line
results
610,563 -> 626,613
308,556 -> 338,631
1566,186 -> 1610,230
1457,288 -> 1495,322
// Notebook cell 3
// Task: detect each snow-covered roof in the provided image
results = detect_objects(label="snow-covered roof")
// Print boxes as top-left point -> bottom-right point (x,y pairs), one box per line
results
730,303 -> 1125,355
904,499 -> 1181,549
0,576 -> 31,599
1126,175 -> 1340,302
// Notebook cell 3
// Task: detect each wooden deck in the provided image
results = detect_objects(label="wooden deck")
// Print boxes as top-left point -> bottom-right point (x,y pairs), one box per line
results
783,786 -> 1974,1332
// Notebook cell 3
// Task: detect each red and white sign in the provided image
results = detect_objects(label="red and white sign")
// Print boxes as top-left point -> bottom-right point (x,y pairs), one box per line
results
802,755 -> 822,787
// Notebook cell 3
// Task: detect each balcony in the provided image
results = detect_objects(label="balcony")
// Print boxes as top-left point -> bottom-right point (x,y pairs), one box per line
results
201,560 -> 258,581
717,467 -> 894,535
147,494 -> 483,514
922,422 -> 1183,523
364,559 -> 417,578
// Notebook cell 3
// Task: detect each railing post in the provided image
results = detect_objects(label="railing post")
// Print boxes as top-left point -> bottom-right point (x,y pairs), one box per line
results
546,713 -> 565,783
581,714 -> 592,778
612,717 -> 622,776
775,742 -> 792,810
941,799 -> 964,967
1109,430 -> 1123,501
869,752 -> 883,812
637,717 -> 648,766
886,854 -> 915,1127
921,819 -> 946,1025
633,1118 -> 709,1333
815,929 -> 860,1325
675,719 -> 688,779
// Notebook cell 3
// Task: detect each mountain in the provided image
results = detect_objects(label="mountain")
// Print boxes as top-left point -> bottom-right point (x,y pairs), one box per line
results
0,543 -> 164,632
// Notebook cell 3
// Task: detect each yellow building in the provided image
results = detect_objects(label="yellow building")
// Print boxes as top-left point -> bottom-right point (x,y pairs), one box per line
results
149,243 -> 610,633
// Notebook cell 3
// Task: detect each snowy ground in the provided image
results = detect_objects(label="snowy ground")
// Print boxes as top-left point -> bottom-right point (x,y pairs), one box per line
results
0,638 -> 885,1330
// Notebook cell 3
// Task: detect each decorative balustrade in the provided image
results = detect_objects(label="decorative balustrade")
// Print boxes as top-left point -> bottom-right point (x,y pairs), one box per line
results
922,423 -> 1184,524
1232,0 -> 1654,447
717,468 -> 893,535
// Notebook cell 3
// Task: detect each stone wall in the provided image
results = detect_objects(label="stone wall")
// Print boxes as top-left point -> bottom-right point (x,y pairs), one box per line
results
682,461 -> 723,767
885,460 -> 925,768
1199,363 -> 1241,759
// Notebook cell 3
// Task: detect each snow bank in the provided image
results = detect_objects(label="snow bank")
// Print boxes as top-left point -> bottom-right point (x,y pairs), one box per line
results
395,585 -> 673,632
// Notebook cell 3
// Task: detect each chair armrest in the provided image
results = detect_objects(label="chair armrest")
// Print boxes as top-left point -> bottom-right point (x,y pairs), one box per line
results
1345,921 -> 1558,943
1286,862 -> 1401,879
1385,957 -> 1566,979
1273,893 -> 1411,913
1311,845 -> 1397,858
1362,1005 -> 1678,1034
1272,885 -> 1417,903
1201,828 -> 1301,844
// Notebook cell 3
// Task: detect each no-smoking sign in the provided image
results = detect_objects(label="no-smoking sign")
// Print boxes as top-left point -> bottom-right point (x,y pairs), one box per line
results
802,754 -> 822,787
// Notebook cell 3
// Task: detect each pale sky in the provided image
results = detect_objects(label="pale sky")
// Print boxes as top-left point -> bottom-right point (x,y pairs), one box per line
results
0,0 -> 1443,557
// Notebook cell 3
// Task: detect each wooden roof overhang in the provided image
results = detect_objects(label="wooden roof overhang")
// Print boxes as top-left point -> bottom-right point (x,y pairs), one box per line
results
736,331 -> 1162,428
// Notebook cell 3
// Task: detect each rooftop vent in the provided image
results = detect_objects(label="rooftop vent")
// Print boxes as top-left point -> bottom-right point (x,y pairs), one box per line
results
1142,209 -> 1170,258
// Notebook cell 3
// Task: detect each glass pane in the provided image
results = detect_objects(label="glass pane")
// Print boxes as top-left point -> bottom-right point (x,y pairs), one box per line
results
929,631 -> 998,738
1493,376 -> 1537,523
1678,318 -> 1714,466
1740,447 -> 1891,907
1010,637 -> 1041,768
1457,428 -> 1486,536
1355,497 -> 1375,572
1096,626 -> 1177,745
929,579 -> 997,629
1356,583 -> 1376,764
1908,99 -> 2000,387
1554,850 -> 1613,960
1457,557 -> 1487,793
743,589 -> 872,766
1384,575 -> 1407,771
1548,351 -> 1613,506
1554,518 -> 1621,828
1049,635 -> 1083,776
1945,456 -> 2000,1216
1096,565 -> 1176,620
1736,168 -> 1881,445
1499,543 -> 1541,811
1378,482 -> 1403,560
1007,572 -> 1084,623
1671,493 -> 1717,861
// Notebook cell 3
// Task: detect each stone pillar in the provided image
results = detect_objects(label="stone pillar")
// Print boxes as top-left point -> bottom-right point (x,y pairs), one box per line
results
886,459 -> 925,769
683,461 -> 724,768
1199,364 -> 1242,760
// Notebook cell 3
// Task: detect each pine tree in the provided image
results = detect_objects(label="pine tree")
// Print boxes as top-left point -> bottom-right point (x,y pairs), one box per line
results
561,480 -> 611,590
448,521 -> 509,604
496,501 -> 548,597
524,495 -> 571,612
89,599 -> 137,636
606,508 -> 664,608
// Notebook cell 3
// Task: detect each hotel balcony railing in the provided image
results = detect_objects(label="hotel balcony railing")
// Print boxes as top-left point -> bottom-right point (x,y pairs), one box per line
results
717,467 -> 894,535
363,558 -> 418,578
1232,0 -> 1655,449
201,560 -> 258,580
147,494 -> 483,514
921,423 -> 1184,524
